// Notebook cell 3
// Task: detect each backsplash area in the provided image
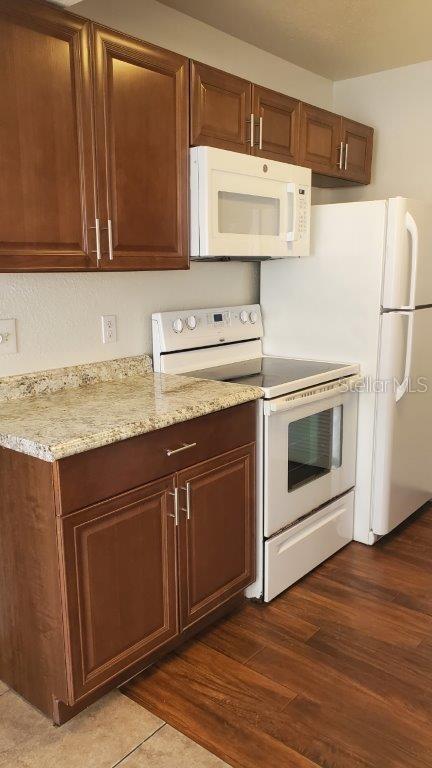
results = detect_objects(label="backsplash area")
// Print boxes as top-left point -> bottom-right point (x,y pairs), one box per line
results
0,262 -> 258,376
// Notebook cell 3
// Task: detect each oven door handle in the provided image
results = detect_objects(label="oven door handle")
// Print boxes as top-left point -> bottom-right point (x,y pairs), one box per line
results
264,375 -> 362,414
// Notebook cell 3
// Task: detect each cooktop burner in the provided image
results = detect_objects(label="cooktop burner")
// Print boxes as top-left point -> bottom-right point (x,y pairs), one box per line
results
185,356 -> 356,398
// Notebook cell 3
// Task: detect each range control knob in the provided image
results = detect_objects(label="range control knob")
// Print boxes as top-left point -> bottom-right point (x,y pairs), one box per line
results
172,318 -> 183,334
239,310 -> 249,324
186,315 -> 197,330
249,310 -> 258,324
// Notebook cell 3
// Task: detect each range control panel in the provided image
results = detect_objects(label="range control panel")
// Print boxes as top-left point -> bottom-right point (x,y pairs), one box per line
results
152,304 -> 263,355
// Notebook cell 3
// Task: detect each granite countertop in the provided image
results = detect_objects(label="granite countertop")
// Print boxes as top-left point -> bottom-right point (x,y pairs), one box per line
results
0,356 -> 261,462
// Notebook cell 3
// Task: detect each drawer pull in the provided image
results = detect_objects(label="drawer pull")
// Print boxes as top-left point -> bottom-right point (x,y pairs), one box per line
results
165,442 -> 197,457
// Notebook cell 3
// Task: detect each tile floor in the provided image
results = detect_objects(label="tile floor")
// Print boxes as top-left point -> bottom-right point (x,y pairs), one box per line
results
0,684 -> 227,768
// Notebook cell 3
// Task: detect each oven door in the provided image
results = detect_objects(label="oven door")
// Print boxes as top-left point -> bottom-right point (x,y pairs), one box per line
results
263,382 -> 358,538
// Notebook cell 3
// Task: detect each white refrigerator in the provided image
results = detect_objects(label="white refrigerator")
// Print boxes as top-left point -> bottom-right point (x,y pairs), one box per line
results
261,198 -> 432,544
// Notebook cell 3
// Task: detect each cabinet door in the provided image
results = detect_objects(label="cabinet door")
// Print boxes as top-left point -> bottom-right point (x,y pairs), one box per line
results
341,118 -> 374,184
177,444 -> 255,630
252,86 -> 300,163
0,0 -> 96,271
298,103 -> 342,176
92,25 -> 189,270
59,477 -> 178,702
190,61 -> 252,153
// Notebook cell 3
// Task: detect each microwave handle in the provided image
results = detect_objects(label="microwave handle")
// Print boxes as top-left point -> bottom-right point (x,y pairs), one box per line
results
286,182 -> 299,242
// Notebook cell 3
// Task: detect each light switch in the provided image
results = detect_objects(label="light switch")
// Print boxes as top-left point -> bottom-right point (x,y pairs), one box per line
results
0,318 -> 17,355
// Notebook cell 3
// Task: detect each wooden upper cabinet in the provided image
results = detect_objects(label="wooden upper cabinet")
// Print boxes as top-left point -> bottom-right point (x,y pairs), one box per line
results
92,26 -> 189,270
298,103 -> 342,176
59,476 -> 179,702
341,117 -> 374,184
0,0 -> 96,271
190,61 -> 252,153
252,86 -> 300,163
177,444 -> 255,631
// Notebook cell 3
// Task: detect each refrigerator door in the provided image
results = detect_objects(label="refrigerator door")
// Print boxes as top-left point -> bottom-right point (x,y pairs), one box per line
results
261,200 -> 387,544
383,198 -> 432,310
372,308 -> 432,535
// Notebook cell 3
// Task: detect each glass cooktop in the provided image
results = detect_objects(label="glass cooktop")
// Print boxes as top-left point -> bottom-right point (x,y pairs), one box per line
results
185,356 -> 356,398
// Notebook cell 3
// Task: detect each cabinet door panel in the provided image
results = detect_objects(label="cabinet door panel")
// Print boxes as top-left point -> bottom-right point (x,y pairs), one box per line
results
299,103 -> 341,176
177,444 -> 255,630
191,61 -> 251,153
341,118 -> 373,184
59,477 -> 178,702
93,26 -> 189,270
0,0 -> 96,271
252,86 -> 300,162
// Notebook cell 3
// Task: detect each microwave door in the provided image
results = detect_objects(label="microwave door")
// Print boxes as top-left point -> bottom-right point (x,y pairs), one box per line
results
209,170 -> 290,258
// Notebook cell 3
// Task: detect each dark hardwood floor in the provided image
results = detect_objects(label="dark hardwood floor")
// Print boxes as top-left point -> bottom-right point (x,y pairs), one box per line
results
123,503 -> 432,768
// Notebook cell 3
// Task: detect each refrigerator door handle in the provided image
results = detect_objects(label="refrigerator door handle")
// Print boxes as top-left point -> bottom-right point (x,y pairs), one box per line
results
395,311 -> 414,402
400,211 -> 419,310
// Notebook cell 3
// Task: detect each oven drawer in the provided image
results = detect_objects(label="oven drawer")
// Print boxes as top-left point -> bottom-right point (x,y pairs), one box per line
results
264,490 -> 354,602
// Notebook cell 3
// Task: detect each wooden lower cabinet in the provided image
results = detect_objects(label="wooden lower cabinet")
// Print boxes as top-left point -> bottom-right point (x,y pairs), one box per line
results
59,477 -> 179,702
60,444 -> 255,703
0,403 -> 256,723
177,445 -> 255,630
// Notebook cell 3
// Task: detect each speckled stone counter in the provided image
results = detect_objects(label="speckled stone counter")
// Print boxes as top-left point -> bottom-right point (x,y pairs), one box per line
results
0,356 -> 261,462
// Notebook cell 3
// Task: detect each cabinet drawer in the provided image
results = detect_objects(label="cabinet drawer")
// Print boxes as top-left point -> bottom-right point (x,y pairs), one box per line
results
56,401 -> 256,514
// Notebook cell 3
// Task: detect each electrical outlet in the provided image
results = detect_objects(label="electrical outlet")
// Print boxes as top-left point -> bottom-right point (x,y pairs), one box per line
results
0,318 -> 17,355
101,315 -> 117,344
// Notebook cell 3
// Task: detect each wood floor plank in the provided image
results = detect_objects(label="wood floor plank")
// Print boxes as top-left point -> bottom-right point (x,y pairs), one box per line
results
198,612 -> 266,664
247,644 -> 432,767
278,572 -> 432,647
321,540 -> 432,603
124,657 -> 319,768
308,626 -> 432,725
124,502 -> 432,768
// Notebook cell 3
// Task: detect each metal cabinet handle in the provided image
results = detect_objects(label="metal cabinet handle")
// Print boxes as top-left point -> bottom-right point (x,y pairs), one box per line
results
338,141 -> 344,170
90,218 -> 101,261
165,441 -> 197,457
181,482 -> 191,520
168,488 -> 179,525
107,219 -> 114,261
248,113 -> 254,147
344,142 -> 349,170
259,116 -> 263,150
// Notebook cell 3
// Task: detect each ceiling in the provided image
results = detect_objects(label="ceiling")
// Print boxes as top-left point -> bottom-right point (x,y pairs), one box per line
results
157,0 -> 432,80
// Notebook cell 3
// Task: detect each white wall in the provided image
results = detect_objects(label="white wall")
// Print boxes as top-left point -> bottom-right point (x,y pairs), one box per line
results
321,60 -> 432,204
0,266 -> 258,376
0,0 -> 333,376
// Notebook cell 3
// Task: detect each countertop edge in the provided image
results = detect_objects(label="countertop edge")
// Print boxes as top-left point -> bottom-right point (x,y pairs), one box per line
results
0,387 -> 262,462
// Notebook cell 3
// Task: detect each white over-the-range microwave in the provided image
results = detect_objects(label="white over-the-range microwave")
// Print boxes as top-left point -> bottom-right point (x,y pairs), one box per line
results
190,146 -> 311,260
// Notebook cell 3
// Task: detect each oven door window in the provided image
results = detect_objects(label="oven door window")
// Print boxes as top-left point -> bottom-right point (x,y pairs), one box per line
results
288,406 -> 343,492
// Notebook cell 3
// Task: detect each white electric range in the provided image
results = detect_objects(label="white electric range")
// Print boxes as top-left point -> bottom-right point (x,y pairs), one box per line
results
152,305 -> 360,601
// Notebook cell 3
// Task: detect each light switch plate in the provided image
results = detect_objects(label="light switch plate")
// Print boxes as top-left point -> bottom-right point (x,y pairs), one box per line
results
101,315 -> 117,344
0,318 -> 17,355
